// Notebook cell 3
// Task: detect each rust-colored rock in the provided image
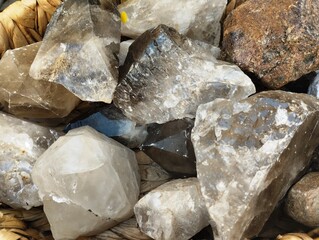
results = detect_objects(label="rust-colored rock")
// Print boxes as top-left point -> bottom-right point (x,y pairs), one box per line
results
223,0 -> 319,89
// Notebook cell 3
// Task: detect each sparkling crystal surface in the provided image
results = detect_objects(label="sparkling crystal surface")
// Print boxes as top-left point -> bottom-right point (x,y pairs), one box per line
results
192,91 -> 319,240
114,25 -> 255,124
32,126 -> 140,240
0,113 -> 59,209
29,0 -> 121,103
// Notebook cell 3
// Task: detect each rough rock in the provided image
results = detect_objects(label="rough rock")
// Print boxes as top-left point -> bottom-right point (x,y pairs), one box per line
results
32,126 -> 140,240
114,24 -> 255,124
118,0 -> 227,45
308,71 -> 319,98
223,0 -> 319,89
29,0 -> 121,103
134,178 -> 209,240
192,91 -> 319,240
0,42 -> 80,119
141,118 -> 196,177
0,113 -> 59,209
286,172 -> 319,227
65,105 -> 147,148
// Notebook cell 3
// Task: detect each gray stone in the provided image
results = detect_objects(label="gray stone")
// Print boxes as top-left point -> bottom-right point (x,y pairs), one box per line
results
192,91 -> 319,240
0,113 -> 59,209
29,0 -> 121,103
286,172 -> 319,227
32,126 -> 140,240
134,178 -> 209,240
114,25 -> 255,124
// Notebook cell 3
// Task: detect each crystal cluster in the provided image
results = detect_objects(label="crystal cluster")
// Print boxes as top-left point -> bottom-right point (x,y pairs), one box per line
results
118,0 -> 227,45
114,24 -> 255,124
32,127 -> 140,240
135,178 -> 209,240
29,0 -> 121,103
0,113 -> 59,209
0,42 -> 80,119
192,91 -> 319,240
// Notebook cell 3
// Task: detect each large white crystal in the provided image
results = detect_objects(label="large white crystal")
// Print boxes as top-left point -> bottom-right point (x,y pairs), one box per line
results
32,126 -> 140,240
119,0 -> 227,45
192,91 -> 319,239
0,113 -> 59,209
29,0 -> 121,103
134,178 -> 209,240
114,25 -> 255,124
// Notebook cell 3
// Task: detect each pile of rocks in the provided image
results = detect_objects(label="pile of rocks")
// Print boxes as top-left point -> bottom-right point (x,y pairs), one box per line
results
1,0 -> 319,239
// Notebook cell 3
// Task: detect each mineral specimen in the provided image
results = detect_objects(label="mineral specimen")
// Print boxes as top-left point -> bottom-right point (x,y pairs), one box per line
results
192,91 -> 319,240
114,24 -> 255,124
141,118 -> 196,177
65,104 -> 147,148
286,172 -> 319,227
118,0 -> 227,45
32,127 -> 140,240
308,71 -> 319,98
119,40 -> 133,66
0,42 -> 80,119
223,0 -> 319,89
134,178 -> 209,240
29,0 -> 121,103
0,113 -> 59,209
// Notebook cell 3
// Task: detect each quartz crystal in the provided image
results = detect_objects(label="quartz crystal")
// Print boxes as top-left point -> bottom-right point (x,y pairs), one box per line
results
141,118 -> 196,177
65,104 -> 147,148
134,178 -> 209,240
286,172 -> 319,227
114,25 -> 255,124
119,40 -> 133,66
192,91 -> 319,240
308,71 -> 319,98
223,0 -> 319,89
32,126 -> 140,240
0,42 -> 80,119
29,0 -> 121,103
118,0 -> 227,45
0,113 -> 59,209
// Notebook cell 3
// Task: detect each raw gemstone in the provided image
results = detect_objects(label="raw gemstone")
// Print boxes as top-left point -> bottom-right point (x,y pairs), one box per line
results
119,40 -> 133,66
29,0 -> 121,103
0,42 -> 80,119
308,71 -> 319,98
134,178 -> 209,240
141,118 -> 196,177
192,91 -> 319,240
118,0 -> 227,45
32,126 -> 140,240
0,113 -> 59,209
65,105 -> 147,148
223,0 -> 319,89
114,24 -> 255,124
286,172 -> 319,227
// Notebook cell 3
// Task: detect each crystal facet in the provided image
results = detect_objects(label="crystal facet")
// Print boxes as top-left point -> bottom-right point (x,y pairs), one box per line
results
0,113 -> 59,209
32,126 -> 140,240
134,178 -> 209,240
192,91 -> 319,240
0,42 -> 80,119
29,0 -> 121,103
114,25 -> 255,124
118,0 -> 227,45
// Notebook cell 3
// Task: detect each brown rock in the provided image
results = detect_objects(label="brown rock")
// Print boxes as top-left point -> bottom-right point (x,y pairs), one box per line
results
286,172 -> 319,227
223,0 -> 319,89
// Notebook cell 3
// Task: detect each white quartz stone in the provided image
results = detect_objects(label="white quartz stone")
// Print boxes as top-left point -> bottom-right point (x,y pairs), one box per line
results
119,0 -> 227,45
0,113 -> 59,209
32,126 -> 140,240
119,40 -> 134,66
134,178 -> 209,240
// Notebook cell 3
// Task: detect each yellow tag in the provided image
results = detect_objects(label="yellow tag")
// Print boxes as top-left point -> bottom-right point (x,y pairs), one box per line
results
121,11 -> 128,23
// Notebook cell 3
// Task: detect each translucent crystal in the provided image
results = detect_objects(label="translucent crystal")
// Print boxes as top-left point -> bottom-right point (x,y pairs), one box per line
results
119,40 -> 133,66
134,178 -> 209,240
192,91 -> 319,240
32,126 -> 140,240
0,42 -> 80,119
29,0 -> 121,103
0,113 -> 59,209
118,0 -> 227,45
114,25 -> 255,124
308,71 -> 319,98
